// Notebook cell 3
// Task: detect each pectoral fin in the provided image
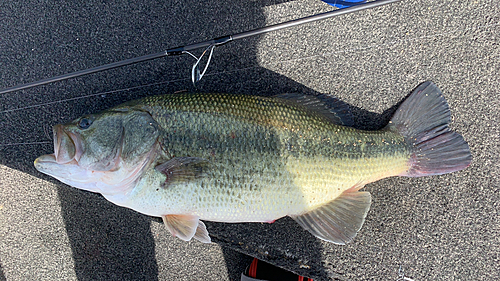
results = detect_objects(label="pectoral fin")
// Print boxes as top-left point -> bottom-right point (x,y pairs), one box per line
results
155,157 -> 209,188
162,214 -> 211,243
291,187 -> 371,245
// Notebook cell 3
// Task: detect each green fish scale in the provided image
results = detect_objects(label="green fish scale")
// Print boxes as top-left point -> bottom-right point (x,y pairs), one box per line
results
131,93 -> 411,221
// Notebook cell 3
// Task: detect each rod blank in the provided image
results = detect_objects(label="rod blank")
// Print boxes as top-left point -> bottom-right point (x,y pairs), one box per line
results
0,0 -> 401,94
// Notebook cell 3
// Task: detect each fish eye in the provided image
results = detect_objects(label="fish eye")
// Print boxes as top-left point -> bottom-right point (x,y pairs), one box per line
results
78,117 -> 93,129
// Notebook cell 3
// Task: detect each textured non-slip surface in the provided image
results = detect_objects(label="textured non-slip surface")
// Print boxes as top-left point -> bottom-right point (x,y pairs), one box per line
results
1,0 -> 498,280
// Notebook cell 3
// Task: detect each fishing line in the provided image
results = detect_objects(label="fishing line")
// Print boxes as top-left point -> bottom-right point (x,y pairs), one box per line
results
0,141 -> 52,147
0,21 -> 497,148
0,0 -> 402,95
188,45 -> 217,84
0,1 -> 494,152
1,20 -> 498,116
0,77 -> 190,114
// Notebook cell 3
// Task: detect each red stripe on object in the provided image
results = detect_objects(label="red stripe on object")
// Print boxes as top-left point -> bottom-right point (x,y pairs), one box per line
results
298,276 -> 304,281
249,258 -> 258,278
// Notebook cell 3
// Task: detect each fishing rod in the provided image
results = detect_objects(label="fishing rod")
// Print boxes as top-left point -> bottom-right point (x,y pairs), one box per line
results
0,0 -> 402,94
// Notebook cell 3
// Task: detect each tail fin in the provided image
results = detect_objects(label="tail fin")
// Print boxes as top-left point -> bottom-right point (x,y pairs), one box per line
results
388,81 -> 472,177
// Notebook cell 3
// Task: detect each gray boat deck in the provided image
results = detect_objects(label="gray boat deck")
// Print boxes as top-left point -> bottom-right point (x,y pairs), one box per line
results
1,0 -> 498,280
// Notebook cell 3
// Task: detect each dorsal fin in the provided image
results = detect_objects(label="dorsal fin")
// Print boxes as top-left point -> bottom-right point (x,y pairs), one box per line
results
274,93 -> 354,126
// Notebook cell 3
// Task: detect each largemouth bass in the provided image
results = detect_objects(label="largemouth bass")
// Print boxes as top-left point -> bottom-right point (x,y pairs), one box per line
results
34,81 -> 471,244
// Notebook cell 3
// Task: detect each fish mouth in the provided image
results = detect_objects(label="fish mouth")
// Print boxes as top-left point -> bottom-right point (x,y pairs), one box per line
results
34,124 -> 91,184
34,123 -> 159,195
53,124 -> 83,165
35,124 -> 83,170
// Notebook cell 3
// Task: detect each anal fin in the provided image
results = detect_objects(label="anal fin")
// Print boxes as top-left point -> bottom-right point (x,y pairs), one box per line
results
162,214 -> 211,243
291,187 -> 371,245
